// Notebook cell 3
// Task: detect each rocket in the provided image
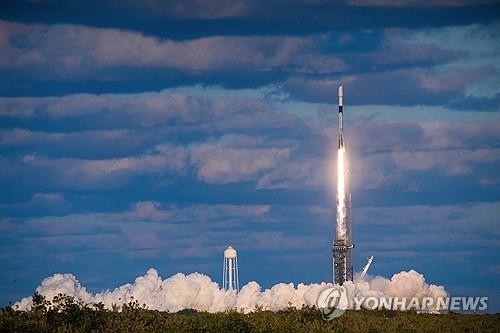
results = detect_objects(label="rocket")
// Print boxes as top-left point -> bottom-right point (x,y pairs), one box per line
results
333,84 -> 353,285
338,85 -> 344,149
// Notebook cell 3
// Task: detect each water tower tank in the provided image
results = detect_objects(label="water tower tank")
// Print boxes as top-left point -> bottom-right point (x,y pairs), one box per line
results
222,246 -> 239,292
224,246 -> 237,259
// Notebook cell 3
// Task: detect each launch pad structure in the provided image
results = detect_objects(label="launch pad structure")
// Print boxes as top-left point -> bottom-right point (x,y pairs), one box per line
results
333,194 -> 353,285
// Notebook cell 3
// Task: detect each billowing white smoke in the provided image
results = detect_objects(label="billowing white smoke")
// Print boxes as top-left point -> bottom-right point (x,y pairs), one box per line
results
14,268 -> 447,313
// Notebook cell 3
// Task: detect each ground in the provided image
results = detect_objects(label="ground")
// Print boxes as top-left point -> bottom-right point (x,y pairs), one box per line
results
1,296 -> 498,333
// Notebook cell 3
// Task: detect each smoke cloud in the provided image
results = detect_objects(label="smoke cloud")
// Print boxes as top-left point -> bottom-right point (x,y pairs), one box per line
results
14,268 -> 447,313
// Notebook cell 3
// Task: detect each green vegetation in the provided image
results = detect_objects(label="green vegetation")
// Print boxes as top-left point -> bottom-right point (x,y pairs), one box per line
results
1,293 -> 498,333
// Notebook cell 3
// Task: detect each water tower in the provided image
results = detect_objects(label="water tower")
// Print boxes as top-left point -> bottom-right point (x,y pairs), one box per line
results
222,246 -> 239,292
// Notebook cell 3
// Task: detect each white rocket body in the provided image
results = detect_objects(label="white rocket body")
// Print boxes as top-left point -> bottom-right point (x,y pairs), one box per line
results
338,85 -> 344,149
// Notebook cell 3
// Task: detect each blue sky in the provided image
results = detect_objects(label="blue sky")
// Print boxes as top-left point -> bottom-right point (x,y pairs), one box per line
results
1,0 -> 500,310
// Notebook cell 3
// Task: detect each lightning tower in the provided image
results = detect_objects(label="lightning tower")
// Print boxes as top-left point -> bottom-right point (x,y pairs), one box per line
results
333,85 -> 354,285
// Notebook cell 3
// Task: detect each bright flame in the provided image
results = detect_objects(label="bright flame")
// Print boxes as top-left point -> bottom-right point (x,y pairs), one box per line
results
337,147 -> 346,238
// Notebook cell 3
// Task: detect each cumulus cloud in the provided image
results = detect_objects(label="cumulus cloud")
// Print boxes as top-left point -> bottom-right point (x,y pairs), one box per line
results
14,268 -> 447,313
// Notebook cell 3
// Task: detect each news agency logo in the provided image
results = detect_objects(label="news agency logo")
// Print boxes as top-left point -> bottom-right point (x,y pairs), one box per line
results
316,288 -> 489,320
317,286 -> 349,320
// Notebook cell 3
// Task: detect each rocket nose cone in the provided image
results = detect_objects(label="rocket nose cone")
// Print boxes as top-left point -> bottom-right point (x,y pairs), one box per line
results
338,85 -> 343,97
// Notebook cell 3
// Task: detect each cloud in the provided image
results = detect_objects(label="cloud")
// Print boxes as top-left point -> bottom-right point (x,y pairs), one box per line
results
108,201 -> 271,224
337,27 -> 470,72
0,20 -> 347,76
0,128 -> 148,159
125,0 -> 256,19
1,90 -> 499,193
8,138 -> 295,189
447,93 -> 500,112
325,118 -> 500,190
191,143 -> 292,184
3,0 -> 498,37
365,28 -> 468,67
390,148 -> 499,175
0,91 -> 213,120
18,144 -> 188,189
0,91 -> 315,189
0,192 -> 71,217
2,201 -> 278,261
256,158 -> 326,189
257,117 -> 500,191
7,198 -> 500,253
346,0 -> 499,7
346,118 -> 500,153
282,66 -> 495,105
113,201 -> 172,222
0,91 -> 308,137
488,264 -> 500,275
2,19 -> 491,98
13,200 -> 499,265
338,116 -> 500,188
354,202 -> 500,260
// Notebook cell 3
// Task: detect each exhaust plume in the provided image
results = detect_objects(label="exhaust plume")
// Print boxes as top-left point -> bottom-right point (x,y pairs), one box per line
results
14,268 -> 447,313
337,147 -> 347,238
